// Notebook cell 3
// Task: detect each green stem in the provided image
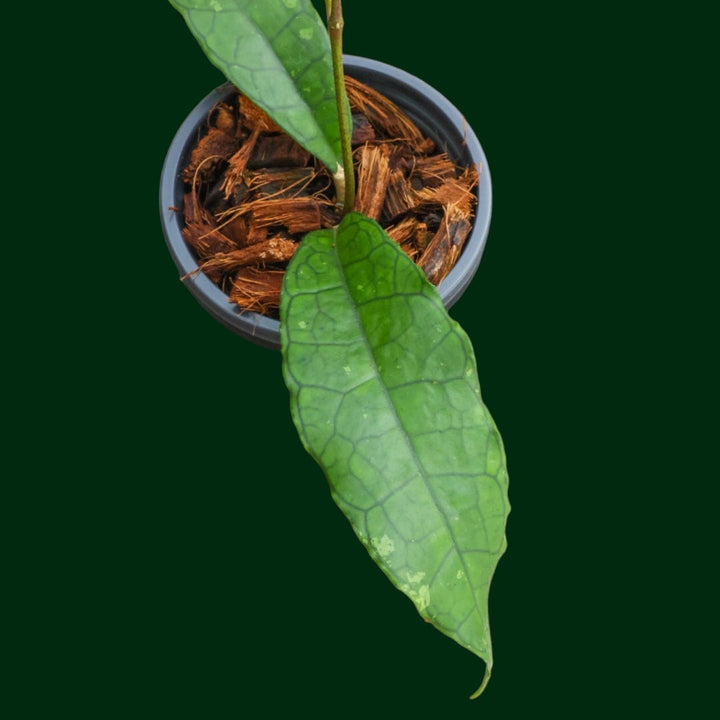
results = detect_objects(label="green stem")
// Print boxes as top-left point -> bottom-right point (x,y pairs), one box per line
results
326,0 -> 355,214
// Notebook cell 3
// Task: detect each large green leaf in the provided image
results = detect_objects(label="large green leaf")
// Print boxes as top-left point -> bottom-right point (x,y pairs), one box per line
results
281,213 -> 510,696
169,0 -> 343,175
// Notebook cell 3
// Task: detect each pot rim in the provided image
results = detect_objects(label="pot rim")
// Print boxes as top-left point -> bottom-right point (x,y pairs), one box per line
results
159,55 -> 492,350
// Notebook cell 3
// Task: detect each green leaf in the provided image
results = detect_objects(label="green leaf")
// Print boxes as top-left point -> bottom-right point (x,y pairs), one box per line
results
169,0 -> 343,174
281,213 -> 510,696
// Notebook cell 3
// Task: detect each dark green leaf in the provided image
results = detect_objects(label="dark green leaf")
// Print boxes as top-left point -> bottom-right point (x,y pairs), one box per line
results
281,213 -> 509,695
169,0 -> 343,175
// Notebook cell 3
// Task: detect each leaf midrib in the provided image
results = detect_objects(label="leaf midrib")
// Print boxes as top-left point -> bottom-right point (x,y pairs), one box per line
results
328,229 -> 483,626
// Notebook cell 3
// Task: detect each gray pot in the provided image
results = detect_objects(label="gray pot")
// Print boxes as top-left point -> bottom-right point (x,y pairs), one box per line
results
159,56 -> 492,350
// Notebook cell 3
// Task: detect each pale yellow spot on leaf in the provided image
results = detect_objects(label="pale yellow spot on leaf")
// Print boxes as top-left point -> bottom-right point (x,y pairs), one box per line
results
374,534 -> 395,558
417,585 -> 430,611
401,583 -> 431,612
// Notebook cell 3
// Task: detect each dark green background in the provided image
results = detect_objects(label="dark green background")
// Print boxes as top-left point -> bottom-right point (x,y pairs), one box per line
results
7,1 -> 713,717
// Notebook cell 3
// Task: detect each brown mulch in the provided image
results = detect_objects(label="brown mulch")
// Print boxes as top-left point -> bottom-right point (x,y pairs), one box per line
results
179,76 -> 480,317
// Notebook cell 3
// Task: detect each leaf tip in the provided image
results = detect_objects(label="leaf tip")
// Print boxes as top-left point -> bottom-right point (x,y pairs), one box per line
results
469,666 -> 491,700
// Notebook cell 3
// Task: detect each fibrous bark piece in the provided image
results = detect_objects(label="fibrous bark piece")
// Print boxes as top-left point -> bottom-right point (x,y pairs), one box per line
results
415,180 -> 477,217
385,216 -> 421,261
418,205 -> 472,285
183,190 -> 207,225
181,221 -> 237,260
222,215 -> 249,247
383,168 -> 417,220
245,221 -> 269,246
386,216 -> 419,245
410,153 -> 458,189
250,198 -> 322,235
194,238 -> 297,283
229,267 -> 284,314
345,76 -> 426,150
415,165 -> 480,218
356,144 -> 391,220
221,127 -> 261,199
182,128 -> 238,183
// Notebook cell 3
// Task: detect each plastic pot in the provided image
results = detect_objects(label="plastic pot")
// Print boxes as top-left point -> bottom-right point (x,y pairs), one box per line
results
160,55 -> 492,350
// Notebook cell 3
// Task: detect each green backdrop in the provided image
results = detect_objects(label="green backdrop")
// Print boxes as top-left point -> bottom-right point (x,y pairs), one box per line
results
5,1 -> 711,717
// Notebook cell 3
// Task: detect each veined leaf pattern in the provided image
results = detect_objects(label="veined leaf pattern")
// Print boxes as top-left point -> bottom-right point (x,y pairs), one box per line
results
281,213 -> 509,695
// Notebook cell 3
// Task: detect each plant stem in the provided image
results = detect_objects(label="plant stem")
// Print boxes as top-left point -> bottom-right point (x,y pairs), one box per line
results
326,0 -> 355,214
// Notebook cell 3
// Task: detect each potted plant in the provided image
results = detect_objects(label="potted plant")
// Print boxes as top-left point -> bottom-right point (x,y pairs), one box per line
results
161,0 -> 509,699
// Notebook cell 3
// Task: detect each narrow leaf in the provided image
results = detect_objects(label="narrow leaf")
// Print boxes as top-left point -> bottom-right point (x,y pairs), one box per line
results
170,0 -> 344,174
281,213 -> 510,694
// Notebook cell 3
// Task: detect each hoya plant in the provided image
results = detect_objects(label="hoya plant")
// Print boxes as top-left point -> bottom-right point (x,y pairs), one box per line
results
169,0 -> 509,697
